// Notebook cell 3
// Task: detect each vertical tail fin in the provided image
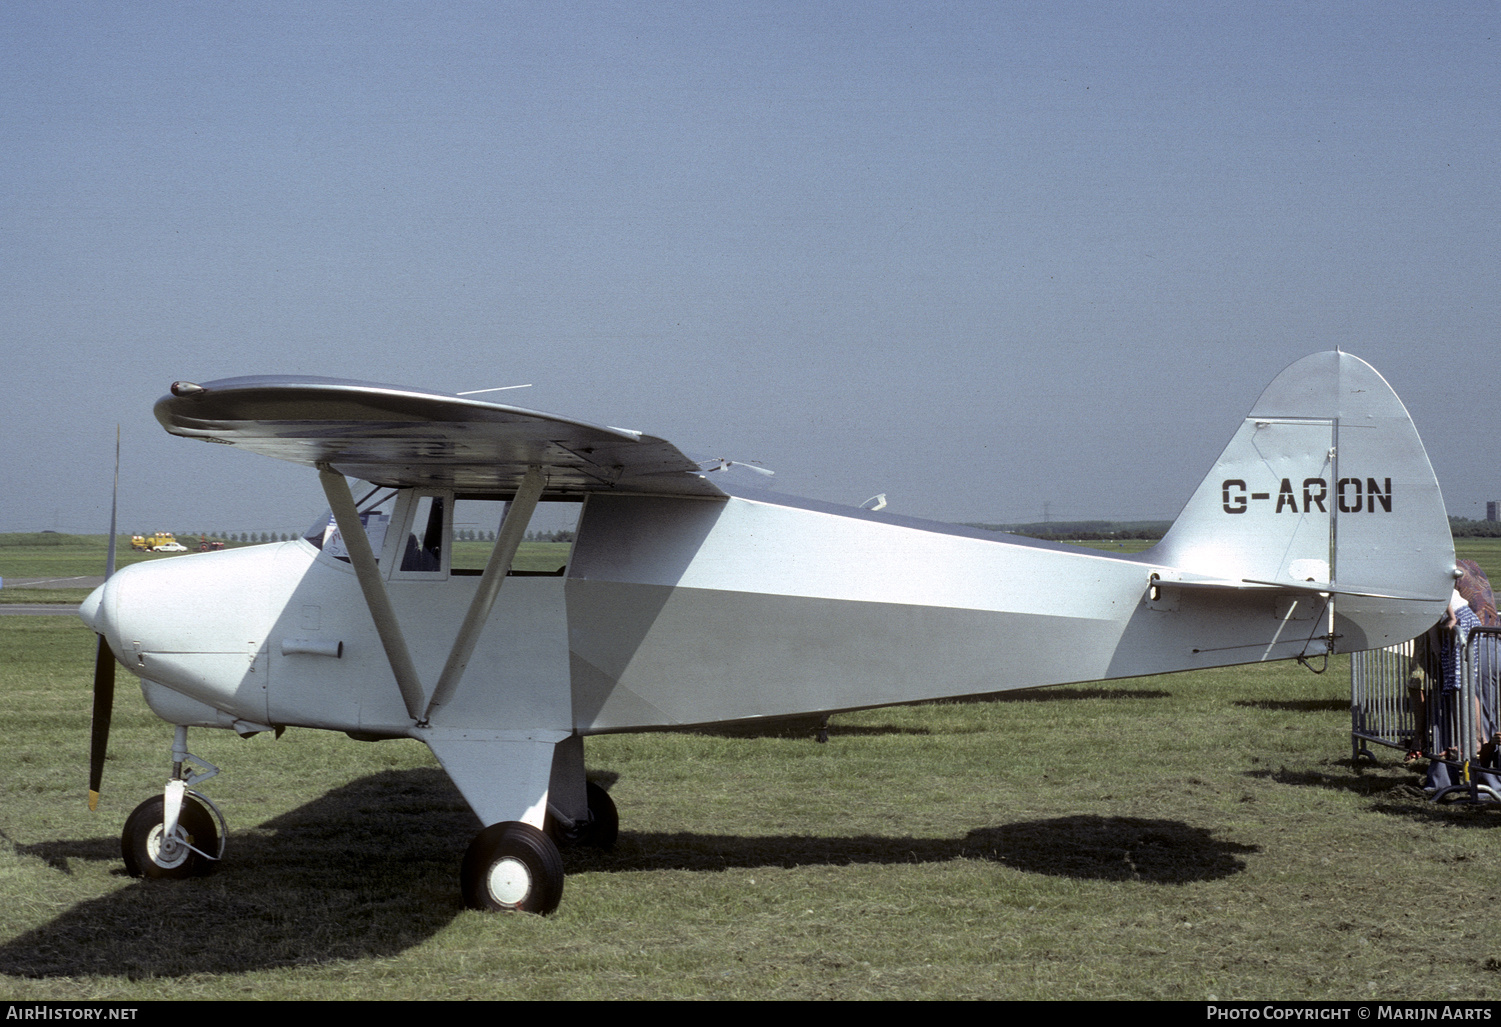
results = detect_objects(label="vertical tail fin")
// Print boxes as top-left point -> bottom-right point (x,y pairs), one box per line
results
1154,351 -> 1453,651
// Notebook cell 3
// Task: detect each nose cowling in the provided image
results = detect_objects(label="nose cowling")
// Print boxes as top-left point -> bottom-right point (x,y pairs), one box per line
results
79,545 -> 289,728
80,550 -> 276,661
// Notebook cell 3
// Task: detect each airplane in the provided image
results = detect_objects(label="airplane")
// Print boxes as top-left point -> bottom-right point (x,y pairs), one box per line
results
79,351 -> 1456,914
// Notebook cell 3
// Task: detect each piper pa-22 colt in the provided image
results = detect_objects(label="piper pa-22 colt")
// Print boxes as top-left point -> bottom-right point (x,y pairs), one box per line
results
80,352 -> 1455,913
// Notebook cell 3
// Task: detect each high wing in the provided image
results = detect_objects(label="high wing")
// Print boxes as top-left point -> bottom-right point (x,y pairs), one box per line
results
154,375 -> 727,499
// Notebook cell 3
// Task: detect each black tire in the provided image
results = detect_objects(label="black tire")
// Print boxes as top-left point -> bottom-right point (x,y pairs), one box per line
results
461,821 -> 565,914
548,781 -> 619,850
121,794 -> 218,879
582,782 -> 618,850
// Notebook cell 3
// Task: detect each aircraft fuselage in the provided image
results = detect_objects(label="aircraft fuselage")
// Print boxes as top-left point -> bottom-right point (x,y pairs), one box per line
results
88,487 -> 1441,744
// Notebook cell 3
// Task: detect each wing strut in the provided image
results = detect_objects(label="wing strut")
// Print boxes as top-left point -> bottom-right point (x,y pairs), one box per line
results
319,465 -> 428,722
317,464 -> 547,727
424,467 -> 544,722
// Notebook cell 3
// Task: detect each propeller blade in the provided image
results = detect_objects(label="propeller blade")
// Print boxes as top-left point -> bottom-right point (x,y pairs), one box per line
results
88,425 -> 121,811
87,633 -> 115,811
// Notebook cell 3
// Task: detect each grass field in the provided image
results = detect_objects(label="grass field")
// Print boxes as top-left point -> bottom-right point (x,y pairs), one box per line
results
0,535 -> 215,578
3,540 -> 1501,999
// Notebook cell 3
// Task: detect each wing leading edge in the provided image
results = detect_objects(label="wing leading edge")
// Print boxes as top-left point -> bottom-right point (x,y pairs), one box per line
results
154,376 -> 727,499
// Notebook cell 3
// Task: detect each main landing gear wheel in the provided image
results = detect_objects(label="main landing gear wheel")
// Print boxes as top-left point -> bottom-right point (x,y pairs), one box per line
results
461,821 -> 565,914
550,782 -> 619,851
580,782 -> 619,850
121,794 -> 219,879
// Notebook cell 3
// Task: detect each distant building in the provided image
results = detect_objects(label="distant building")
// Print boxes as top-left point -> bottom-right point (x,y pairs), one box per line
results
1489,501 -> 1500,522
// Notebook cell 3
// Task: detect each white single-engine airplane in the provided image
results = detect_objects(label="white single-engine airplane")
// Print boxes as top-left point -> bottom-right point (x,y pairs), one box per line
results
80,352 -> 1454,913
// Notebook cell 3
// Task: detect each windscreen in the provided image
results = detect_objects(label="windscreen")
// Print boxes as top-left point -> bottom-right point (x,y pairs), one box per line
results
303,483 -> 397,563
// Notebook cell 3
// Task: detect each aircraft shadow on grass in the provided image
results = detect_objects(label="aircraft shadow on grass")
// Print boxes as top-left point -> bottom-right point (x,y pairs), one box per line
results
1232,698 -> 1348,713
981,686 -> 1173,704
0,769 -> 1254,978
699,688 -> 1174,739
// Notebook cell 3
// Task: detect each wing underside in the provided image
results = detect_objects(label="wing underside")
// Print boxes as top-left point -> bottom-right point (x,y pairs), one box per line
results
154,376 -> 727,499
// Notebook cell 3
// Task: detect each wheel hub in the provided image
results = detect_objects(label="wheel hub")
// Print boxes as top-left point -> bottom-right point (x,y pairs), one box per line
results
487,856 -> 532,906
145,824 -> 191,870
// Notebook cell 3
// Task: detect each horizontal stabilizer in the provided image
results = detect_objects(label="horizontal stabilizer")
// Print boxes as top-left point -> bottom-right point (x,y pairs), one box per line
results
1239,578 -> 1447,602
1151,572 -> 1446,603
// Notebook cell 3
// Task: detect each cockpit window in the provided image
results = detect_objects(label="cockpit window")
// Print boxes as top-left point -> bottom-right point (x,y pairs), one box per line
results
303,484 -> 397,563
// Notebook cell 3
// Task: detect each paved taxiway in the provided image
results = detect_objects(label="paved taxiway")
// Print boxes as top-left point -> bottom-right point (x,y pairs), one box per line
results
0,604 -> 81,616
0,576 -> 101,616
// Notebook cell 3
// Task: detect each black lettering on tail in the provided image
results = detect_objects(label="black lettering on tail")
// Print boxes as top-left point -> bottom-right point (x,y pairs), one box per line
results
1302,478 -> 1327,512
1222,480 -> 1246,514
1276,479 -> 1297,513
1338,477 -> 1363,513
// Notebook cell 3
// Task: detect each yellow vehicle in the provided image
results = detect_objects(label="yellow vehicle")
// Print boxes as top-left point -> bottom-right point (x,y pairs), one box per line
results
130,532 -> 187,553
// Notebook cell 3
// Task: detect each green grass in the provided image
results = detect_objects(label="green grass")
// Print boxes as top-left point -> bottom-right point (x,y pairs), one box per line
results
4,613 -> 1501,1000
1454,537 -> 1501,584
453,540 -> 571,573
0,534 -> 269,584
0,589 -> 94,605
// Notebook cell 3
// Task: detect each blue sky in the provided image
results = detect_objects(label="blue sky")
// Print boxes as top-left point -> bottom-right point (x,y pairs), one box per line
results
3,2 -> 1497,535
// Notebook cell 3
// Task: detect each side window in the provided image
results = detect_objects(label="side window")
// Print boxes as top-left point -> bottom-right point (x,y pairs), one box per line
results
451,498 -> 577,576
452,498 -> 506,573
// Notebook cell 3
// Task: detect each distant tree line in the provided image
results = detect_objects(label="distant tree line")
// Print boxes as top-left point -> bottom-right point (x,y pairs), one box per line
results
0,532 -> 82,547
525,529 -> 576,543
117,531 -> 300,544
968,520 -> 1172,541
451,529 -> 576,542
1449,517 -> 1501,538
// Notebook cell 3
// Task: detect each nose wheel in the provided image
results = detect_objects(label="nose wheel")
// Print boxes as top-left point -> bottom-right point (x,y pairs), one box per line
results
120,725 -> 228,879
121,792 -> 221,879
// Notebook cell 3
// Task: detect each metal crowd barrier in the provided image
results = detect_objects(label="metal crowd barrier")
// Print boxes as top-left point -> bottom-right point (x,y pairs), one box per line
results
1351,637 -> 1422,760
1350,626 -> 1501,802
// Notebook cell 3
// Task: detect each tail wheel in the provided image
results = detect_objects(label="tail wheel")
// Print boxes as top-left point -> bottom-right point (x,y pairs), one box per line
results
121,794 -> 218,879
461,821 -> 564,914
